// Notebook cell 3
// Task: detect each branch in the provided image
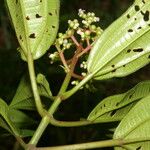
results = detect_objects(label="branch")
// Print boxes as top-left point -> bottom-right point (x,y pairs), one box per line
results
33,138 -> 150,150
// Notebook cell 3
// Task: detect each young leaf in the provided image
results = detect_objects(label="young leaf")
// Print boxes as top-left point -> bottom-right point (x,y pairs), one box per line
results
6,0 -> 59,60
87,0 -> 150,80
88,81 -> 150,122
37,73 -> 52,98
114,95 -> 150,150
9,74 -> 52,110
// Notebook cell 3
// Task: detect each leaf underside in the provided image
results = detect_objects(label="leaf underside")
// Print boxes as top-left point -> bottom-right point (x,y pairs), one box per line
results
114,95 -> 150,150
87,0 -> 150,80
88,81 -> 150,123
6,0 -> 59,60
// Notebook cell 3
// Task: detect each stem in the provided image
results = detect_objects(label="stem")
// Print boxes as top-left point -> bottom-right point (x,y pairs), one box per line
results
48,116 -> 92,127
27,50 -> 45,117
29,45 -> 82,146
77,45 -> 92,58
62,72 -> 94,100
71,35 -> 80,47
29,73 -> 72,146
58,51 -> 70,72
35,138 -> 150,150
16,136 -> 27,149
28,97 -> 61,145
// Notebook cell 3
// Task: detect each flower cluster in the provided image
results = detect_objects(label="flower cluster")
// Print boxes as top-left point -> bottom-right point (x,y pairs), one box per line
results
78,9 -> 99,27
50,9 -> 103,81
54,9 -> 103,52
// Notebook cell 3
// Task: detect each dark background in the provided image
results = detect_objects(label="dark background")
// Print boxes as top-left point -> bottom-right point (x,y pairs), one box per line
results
0,0 -> 149,149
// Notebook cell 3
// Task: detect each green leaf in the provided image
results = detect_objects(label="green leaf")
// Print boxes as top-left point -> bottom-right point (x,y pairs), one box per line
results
37,73 -> 52,98
6,0 -> 59,60
0,98 -> 19,135
8,109 -> 36,128
19,129 -> 34,137
9,74 -> 52,110
0,117 -> 12,134
114,95 -> 150,150
88,81 -> 150,122
0,98 -> 34,137
87,0 -> 150,80
9,76 -> 35,110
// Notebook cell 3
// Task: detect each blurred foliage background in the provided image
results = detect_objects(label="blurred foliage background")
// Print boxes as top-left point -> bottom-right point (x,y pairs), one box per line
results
0,0 -> 150,149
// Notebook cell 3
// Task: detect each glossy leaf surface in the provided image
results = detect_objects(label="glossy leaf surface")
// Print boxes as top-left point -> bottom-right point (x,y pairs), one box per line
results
87,0 -> 150,80
6,0 -> 59,60
114,95 -> 150,150
88,81 -> 150,122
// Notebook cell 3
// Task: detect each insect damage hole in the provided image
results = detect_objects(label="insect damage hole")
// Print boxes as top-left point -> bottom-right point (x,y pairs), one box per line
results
110,110 -> 117,117
140,10 -> 150,22
128,29 -> 133,32
26,16 -> 30,20
29,33 -> 36,39
136,146 -> 142,150
135,5 -> 140,11
133,48 -> 143,52
36,14 -> 42,18
49,12 -> 53,16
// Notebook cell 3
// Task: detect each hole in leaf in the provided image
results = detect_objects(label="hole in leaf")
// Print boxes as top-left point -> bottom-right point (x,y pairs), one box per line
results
116,102 -> 120,106
137,26 -> 142,30
127,49 -> 131,53
49,12 -> 53,16
26,16 -> 30,20
133,48 -> 143,52
135,5 -> 140,11
36,14 -> 42,18
140,10 -> 149,22
127,14 -> 130,18
110,110 -> 117,117
29,33 -> 36,39
136,146 -> 142,150
111,69 -> 116,73
128,29 -> 133,32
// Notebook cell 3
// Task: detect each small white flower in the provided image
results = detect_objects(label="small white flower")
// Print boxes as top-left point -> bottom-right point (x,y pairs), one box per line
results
81,72 -> 87,77
71,80 -> 79,85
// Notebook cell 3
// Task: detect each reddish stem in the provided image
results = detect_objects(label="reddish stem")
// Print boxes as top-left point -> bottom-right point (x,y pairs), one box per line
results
71,35 -> 80,47
58,51 -> 70,72
72,73 -> 84,80
77,45 -> 92,58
